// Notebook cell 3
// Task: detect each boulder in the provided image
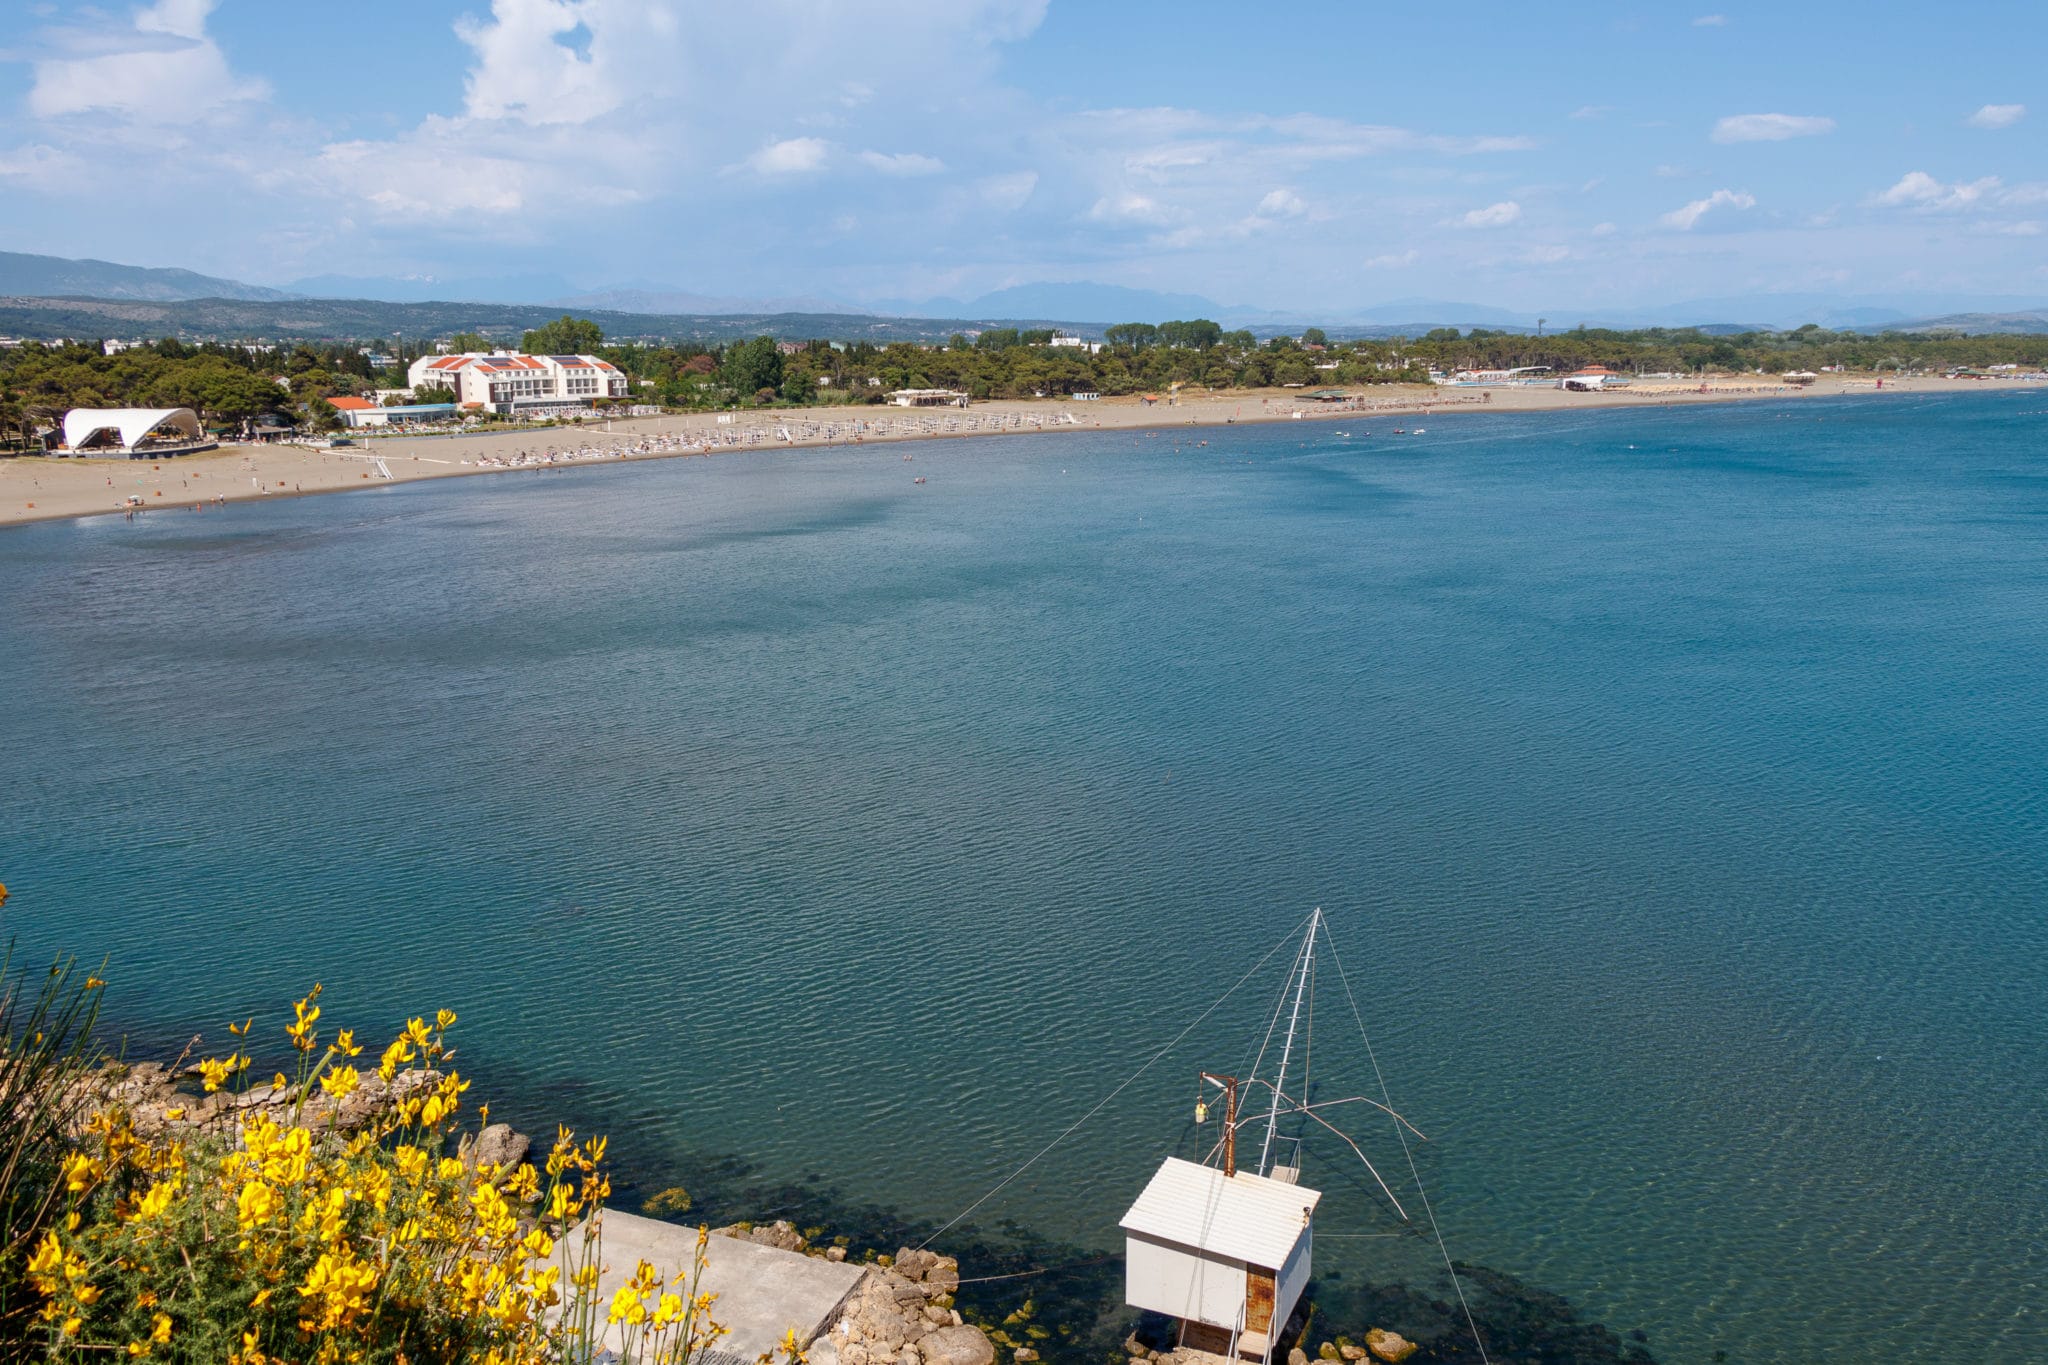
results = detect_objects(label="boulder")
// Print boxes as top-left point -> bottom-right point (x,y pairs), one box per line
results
918,1325 -> 996,1365
1014,1350 -> 1039,1363
711,1219 -> 806,1252
464,1123 -> 531,1171
924,1306 -> 952,1326
1339,1347 -> 1368,1362
923,1255 -> 961,1294
1364,1330 -> 1417,1364
842,1346 -> 870,1365
827,1246 -> 849,1262
1289,1350 -> 1309,1365
894,1248 -> 938,1282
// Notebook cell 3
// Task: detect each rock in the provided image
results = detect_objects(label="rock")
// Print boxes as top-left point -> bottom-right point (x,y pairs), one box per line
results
827,1246 -> 848,1262
949,1311 -> 962,1327
924,1306 -> 952,1326
923,1255 -> 961,1294
1364,1330 -> 1417,1364
464,1123 -> 531,1171
917,1325 -> 996,1365
894,1248 -> 938,1282
711,1219 -> 806,1252
1289,1350 -> 1309,1365
898,1346 -> 921,1365
1014,1350 -> 1039,1363
1124,1334 -> 1149,1358
1339,1347 -> 1368,1362
842,1346 -> 870,1365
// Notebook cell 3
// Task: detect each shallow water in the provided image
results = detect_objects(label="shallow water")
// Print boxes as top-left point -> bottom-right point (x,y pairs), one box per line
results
3,393 -> 2044,1363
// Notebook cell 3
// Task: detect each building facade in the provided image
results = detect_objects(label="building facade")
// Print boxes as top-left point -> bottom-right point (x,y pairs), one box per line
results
407,351 -> 629,415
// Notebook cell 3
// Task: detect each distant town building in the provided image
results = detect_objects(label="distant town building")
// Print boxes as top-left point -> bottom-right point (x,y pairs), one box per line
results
1048,332 -> 1104,354
406,350 -> 628,415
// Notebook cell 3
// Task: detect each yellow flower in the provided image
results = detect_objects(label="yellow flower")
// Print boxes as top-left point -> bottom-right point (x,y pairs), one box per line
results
319,1065 -> 360,1099
61,1152 -> 104,1193
134,1181 -> 177,1220
332,1028 -> 362,1058
404,1017 -> 432,1048
435,1008 -> 457,1030
85,976 -> 106,990
162,1107 -> 186,1122
607,1283 -> 647,1326
377,1038 -> 414,1082
237,1180 -> 277,1229
152,1314 -> 172,1344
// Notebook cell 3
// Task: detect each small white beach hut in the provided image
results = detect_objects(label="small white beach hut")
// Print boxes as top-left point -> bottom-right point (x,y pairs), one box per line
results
1120,1157 -> 1320,1365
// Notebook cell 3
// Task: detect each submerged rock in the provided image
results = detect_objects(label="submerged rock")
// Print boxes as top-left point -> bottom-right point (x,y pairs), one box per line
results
1364,1329 -> 1416,1364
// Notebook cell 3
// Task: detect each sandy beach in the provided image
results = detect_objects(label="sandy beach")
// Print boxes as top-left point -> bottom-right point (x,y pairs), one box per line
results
0,375 -> 2026,530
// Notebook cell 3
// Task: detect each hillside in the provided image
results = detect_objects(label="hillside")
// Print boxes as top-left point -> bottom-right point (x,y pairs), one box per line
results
0,295 -> 1003,345
0,251 -> 290,303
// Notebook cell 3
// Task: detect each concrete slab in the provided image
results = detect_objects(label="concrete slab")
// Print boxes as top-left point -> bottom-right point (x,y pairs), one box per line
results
555,1212 -> 867,1360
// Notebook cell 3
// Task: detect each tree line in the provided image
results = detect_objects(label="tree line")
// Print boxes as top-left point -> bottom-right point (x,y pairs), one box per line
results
7,317 -> 2044,447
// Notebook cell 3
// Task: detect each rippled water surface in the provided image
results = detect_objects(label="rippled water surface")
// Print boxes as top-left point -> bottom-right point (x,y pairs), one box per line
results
4,394 -> 2045,1363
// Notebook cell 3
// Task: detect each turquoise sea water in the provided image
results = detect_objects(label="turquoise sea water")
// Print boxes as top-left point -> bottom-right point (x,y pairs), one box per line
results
2,393 -> 2044,1363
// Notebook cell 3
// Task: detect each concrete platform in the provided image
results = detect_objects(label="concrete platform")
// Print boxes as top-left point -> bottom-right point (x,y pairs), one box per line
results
557,1212 -> 867,1360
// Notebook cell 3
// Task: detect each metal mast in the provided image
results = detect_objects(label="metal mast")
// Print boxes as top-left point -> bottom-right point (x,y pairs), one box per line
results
1258,907 -> 1319,1175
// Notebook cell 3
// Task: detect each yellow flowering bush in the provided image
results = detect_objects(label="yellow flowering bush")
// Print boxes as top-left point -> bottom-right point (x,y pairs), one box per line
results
23,987 -> 738,1365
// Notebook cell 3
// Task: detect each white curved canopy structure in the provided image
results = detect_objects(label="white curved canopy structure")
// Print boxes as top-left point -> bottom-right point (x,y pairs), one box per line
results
62,407 -> 204,452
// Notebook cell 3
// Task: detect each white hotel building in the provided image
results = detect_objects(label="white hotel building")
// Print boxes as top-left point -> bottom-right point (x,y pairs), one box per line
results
407,351 -> 629,415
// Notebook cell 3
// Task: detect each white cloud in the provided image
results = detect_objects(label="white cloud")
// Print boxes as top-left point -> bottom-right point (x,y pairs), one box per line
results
1966,103 -> 2025,130
1660,188 -> 1755,229
26,0 -> 268,123
1590,221 -> 1617,236
1088,192 -> 1168,224
1570,105 -> 1613,121
1980,221 -> 2042,236
1361,250 -> 1418,269
1872,171 -> 2000,211
1256,189 -> 1306,218
747,137 -> 831,176
1455,200 -> 1522,229
1712,113 -> 1835,143
859,150 -> 945,176
455,0 -> 614,125
1693,14 -> 1727,26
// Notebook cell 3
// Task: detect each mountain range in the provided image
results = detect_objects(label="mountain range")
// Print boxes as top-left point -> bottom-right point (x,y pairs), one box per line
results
3,250 -> 2046,338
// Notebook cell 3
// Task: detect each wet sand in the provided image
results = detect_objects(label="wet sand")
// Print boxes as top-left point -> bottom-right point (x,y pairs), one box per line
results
0,376 -> 2025,530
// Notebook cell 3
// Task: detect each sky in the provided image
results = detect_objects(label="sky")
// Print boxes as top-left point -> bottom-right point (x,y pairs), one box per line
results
0,0 -> 2043,314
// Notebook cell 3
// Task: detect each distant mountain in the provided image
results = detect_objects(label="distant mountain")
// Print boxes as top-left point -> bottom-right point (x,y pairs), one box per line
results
557,286 -> 861,316
905,282 -> 1230,325
288,272 -> 582,305
0,295 -> 992,346
0,251 -> 290,303
1880,309 -> 2048,335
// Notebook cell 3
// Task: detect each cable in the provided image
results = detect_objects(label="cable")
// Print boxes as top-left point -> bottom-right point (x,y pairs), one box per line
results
915,911 -> 1317,1251
1319,919 -> 1492,1365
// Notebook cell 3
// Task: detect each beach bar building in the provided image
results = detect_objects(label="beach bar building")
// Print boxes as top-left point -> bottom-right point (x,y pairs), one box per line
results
886,388 -> 970,408
58,407 -> 212,457
1120,1157 -> 1320,1365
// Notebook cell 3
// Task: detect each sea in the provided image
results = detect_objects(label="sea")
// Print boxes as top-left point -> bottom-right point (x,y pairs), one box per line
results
2,392 -> 2043,1364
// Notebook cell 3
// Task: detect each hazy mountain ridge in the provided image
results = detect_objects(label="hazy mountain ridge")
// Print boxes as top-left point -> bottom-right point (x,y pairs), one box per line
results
3,252 -> 2047,340
0,251 -> 293,303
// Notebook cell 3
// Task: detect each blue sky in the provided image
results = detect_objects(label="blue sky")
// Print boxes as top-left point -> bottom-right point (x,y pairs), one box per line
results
0,0 -> 2042,313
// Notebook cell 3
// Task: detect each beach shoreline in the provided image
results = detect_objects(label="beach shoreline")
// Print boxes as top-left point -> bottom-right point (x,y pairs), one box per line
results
0,375 -> 2027,530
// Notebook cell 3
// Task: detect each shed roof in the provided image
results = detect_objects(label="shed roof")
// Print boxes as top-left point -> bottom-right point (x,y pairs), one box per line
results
326,397 -> 378,411
1120,1158 -> 1320,1269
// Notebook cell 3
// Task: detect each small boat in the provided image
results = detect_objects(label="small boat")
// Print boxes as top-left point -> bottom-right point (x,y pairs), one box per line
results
1411,428 -> 1426,435
913,477 -> 926,485
1393,428 -> 1406,435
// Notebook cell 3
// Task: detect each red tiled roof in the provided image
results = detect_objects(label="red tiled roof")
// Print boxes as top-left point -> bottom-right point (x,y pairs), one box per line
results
327,396 -> 377,410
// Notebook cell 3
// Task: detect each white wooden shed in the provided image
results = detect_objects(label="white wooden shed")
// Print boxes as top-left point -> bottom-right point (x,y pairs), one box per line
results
1120,1157 -> 1320,1364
